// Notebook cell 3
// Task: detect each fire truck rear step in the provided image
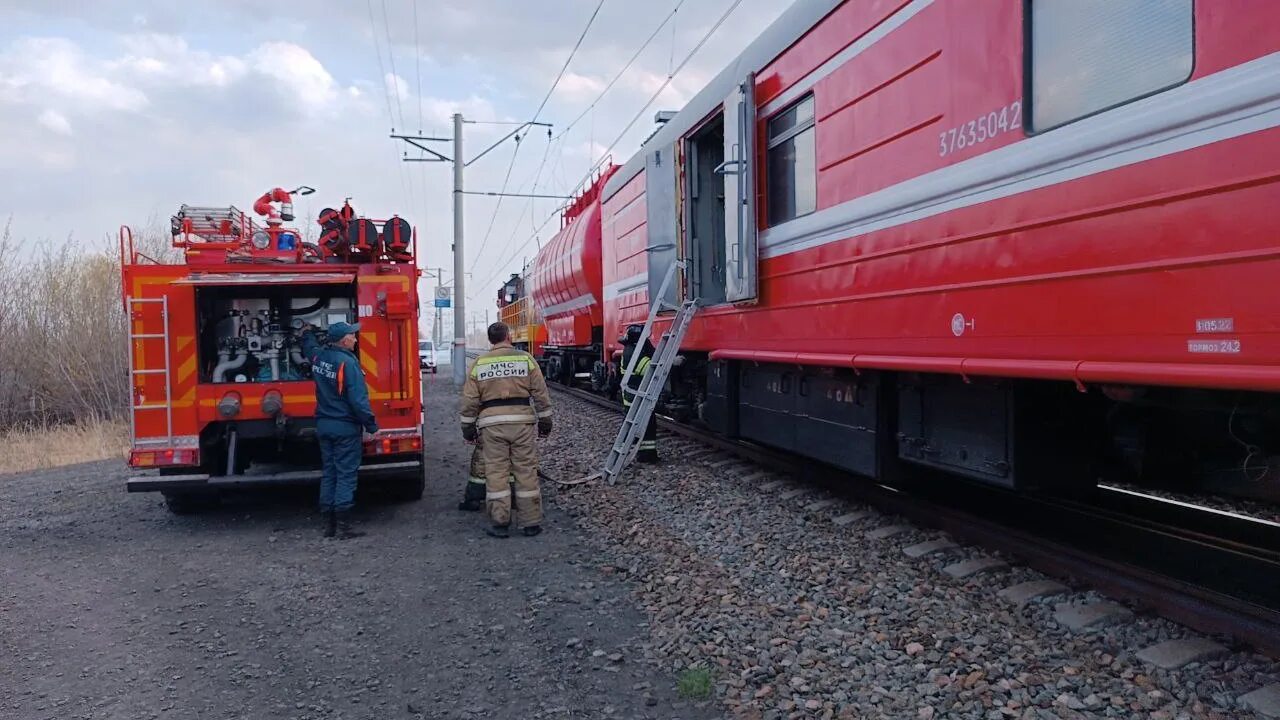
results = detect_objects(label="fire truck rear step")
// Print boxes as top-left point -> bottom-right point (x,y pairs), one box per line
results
126,460 -> 420,492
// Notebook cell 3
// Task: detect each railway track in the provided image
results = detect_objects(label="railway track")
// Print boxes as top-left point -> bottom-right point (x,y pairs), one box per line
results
549,382 -> 1280,659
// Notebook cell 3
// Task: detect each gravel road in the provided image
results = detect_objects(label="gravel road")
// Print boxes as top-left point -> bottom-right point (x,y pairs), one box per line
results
0,377 -> 720,720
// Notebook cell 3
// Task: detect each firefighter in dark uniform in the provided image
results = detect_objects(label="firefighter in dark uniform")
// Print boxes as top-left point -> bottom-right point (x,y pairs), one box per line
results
620,324 -> 659,463
302,321 -> 377,539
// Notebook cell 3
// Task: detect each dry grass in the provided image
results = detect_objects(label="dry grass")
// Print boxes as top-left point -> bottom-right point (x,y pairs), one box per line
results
0,418 -> 128,475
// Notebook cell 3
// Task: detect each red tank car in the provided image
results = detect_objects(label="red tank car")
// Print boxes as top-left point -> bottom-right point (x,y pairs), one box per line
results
528,165 -> 618,388
598,0 -> 1280,499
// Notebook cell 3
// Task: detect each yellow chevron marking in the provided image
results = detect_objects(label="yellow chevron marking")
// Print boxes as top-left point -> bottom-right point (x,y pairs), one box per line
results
361,332 -> 378,349
176,354 -> 197,385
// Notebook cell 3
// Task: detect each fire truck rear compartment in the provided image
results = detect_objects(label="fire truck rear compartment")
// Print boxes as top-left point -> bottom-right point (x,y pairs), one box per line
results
195,282 -> 354,384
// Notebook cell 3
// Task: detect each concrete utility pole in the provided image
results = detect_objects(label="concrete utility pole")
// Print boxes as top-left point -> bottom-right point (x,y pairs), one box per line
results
393,116 -> 561,385
451,113 -> 467,385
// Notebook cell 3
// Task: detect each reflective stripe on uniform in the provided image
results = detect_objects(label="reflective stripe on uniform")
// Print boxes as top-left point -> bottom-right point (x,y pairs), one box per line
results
515,489 -> 541,499
486,489 -> 511,500
476,414 -> 536,428
459,415 -> 477,424
635,356 -> 651,375
467,476 -> 486,485
639,441 -> 656,449
474,354 -> 535,366
471,354 -> 537,378
536,409 -> 553,418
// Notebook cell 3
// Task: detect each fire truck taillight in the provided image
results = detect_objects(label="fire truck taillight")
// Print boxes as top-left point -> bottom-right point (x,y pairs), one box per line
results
217,392 -> 242,418
364,435 -> 422,455
130,448 -> 200,468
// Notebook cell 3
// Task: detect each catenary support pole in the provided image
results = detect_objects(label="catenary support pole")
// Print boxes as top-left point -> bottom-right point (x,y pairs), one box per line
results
452,113 -> 467,385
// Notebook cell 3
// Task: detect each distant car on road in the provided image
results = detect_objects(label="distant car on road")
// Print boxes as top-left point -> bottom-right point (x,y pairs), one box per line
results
418,340 -> 437,374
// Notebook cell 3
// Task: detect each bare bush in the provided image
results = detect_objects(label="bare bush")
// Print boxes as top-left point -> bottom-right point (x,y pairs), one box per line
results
0,220 -> 172,430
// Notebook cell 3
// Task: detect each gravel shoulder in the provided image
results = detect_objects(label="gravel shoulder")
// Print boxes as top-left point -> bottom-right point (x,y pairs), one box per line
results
0,377 -> 721,720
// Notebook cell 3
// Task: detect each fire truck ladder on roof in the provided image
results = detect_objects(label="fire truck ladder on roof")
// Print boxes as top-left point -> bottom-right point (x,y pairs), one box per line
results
595,261 -> 697,485
126,295 -> 174,448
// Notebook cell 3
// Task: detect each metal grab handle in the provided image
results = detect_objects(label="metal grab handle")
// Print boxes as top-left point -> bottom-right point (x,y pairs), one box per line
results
713,160 -> 744,176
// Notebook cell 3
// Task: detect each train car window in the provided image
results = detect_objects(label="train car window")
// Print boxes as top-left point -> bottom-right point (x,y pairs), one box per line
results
766,95 -> 816,226
1027,0 -> 1193,133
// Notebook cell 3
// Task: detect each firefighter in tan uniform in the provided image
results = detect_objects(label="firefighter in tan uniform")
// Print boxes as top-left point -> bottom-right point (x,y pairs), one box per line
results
459,322 -> 553,538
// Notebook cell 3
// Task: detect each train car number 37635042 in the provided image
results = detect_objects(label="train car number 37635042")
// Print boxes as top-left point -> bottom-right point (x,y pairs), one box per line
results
939,100 -> 1022,157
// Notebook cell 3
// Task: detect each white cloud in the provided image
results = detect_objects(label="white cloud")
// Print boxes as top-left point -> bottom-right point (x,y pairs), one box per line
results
386,72 -> 409,103
113,33 -> 247,88
0,37 -> 149,112
37,108 -> 71,135
247,41 -> 336,109
554,71 -> 605,103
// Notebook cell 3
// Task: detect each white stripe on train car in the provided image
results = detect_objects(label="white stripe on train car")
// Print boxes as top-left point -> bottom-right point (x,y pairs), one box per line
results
762,51 -> 1280,259
603,273 -> 648,301
539,292 -> 597,317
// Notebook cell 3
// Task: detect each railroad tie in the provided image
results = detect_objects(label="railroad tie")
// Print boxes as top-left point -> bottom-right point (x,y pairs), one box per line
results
867,524 -> 912,540
1136,638 -> 1229,670
1052,601 -> 1133,632
903,538 -> 959,559
997,580 -> 1070,607
942,557 -> 1009,580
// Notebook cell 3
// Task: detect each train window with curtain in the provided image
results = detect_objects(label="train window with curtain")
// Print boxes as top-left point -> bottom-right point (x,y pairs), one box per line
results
766,94 -> 816,226
1027,0 -> 1194,132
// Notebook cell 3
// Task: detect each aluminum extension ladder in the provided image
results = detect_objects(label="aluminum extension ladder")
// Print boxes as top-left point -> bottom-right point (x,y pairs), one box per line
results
126,296 -> 174,448
596,262 -> 698,484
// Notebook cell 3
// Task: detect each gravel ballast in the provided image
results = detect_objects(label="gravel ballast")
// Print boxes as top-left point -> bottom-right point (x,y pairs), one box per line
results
541,391 -> 1280,719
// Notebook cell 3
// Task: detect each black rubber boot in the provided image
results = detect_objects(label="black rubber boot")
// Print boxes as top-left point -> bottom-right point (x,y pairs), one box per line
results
322,510 -> 336,538
522,525 -> 542,537
485,525 -> 510,539
336,510 -> 365,539
457,499 -> 483,512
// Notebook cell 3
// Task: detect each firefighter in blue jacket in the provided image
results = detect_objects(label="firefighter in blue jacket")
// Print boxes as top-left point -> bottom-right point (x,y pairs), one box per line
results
302,321 -> 378,539
620,325 -> 658,463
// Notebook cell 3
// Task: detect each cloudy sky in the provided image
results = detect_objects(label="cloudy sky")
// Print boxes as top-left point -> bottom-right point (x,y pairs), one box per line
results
1,0 -> 789,331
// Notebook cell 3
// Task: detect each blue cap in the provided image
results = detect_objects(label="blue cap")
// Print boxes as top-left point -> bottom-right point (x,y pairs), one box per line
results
327,321 -> 360,341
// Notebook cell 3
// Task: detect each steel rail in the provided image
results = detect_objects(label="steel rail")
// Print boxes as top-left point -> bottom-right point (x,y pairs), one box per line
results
550,383 -> 1280,656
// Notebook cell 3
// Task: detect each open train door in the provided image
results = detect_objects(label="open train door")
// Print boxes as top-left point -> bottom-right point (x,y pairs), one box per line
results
720,72 -> 758,304
646,141 -> 680,313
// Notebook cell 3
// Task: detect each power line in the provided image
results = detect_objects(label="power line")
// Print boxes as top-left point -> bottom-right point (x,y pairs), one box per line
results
593,0 -> 744,174
553,0 -> 688,141
469,0 -> 607,272
412,0 -> 423,131
471,0 -> 745,301
380,0 -> 407,130
366,0 -> 411,206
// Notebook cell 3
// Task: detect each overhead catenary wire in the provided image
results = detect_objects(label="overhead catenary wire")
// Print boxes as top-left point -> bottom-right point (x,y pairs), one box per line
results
592,0 -> 744,179
366,0 -> 412,208
379,0 -> 418,206
469,0 -> 609,274
471,0 -> 746,299
552,0 -> 689,142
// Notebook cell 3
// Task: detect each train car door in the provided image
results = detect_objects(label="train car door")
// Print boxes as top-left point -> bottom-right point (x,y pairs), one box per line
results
720,73 -> 759,304
645,142 -> 680,312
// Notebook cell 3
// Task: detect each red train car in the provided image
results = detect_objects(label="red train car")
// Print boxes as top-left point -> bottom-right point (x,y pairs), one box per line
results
597,0 -> 1280,494
528,165 -> 619,387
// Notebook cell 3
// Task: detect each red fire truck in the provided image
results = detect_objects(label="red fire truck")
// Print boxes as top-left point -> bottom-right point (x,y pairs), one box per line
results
120,187 -> 425,513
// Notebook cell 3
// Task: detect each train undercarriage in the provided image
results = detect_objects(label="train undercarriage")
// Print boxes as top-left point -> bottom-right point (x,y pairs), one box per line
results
547,350 -> 1280,505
